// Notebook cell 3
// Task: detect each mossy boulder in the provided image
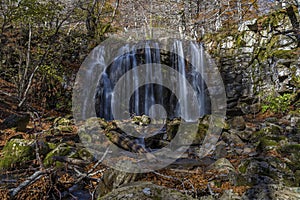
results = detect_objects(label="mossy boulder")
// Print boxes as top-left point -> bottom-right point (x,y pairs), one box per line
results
43,143 -> 75,167
0,139 -> 49,170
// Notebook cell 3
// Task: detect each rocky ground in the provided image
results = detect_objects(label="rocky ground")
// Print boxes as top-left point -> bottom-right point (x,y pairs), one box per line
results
0,92 -> 300,200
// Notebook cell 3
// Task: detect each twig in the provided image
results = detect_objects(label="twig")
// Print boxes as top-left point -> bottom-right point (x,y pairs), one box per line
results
207,182 -> 215,196
88,147 -> 110,174
9,171 -> 45,197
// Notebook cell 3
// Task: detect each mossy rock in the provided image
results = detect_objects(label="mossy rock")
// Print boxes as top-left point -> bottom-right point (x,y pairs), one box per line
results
57,125 -> 73,133
238,157 -> 294,186
0,139 -> 44,170
53,117 -> 73,126
257,135 -> 287,151
279,144 -> 300,170
43,143 -> 74,167
166,119 -> 181,141
98,181 -> 196,200
272,49 -> 296,59
70,148 -> 94,162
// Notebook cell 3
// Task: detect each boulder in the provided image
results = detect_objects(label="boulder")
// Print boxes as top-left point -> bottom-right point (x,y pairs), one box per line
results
98,181 -> 196,200
0,139 -> 49,169
0,113 -> 30,131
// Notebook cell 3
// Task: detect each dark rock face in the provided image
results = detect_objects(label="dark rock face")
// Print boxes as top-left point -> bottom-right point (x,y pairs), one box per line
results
0,113 -> 30,131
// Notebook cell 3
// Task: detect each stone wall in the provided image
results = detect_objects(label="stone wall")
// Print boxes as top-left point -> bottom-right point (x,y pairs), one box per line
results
203,5 -> 300,116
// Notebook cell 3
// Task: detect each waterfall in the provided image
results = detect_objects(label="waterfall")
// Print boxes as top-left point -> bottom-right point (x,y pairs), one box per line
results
190,42 -> 206,116
91,40 -> 209,121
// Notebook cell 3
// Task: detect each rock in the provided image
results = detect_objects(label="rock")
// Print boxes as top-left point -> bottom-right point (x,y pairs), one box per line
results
96,165 -> 140,197
0,139 -> 49,169
207,158 -> 235,172
220,190 -> 242,200
222,132 -> 245,147
140,115 -> 151,125
257,135 -> 287,152
279,144 -> 300,171
240,102 -> 261,115
98,181 -> 196,200
57,125 -> 73,133
214,141 -> 227,159
207,158 -> 237,184
53,117 -> 73,126
230,116 -> 246,131
132,115 -> 151,126
241,184 -> 300,200
238,157 -> 295,186
43,143 -> 75,167
0,113 -> 30,131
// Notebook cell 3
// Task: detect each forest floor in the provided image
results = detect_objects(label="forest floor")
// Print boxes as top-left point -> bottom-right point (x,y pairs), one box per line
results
0,78 -> 299,200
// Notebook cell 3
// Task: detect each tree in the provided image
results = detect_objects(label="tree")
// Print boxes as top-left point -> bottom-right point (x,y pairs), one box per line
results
0,0 -> 118,111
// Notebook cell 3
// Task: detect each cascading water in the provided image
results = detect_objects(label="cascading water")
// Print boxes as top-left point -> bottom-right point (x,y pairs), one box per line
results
93,40 -> 210,121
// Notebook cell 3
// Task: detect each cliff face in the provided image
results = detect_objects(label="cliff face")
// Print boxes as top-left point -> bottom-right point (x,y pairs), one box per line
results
203,5 -> 300,116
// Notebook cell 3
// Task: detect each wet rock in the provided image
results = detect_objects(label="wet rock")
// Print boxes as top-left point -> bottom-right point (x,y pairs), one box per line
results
0,113 -> 30,131
98,181 -> 196,200
166,118 -> 180,141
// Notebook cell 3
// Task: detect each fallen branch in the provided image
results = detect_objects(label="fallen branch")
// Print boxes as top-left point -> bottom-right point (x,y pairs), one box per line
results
9,170 -> 45,197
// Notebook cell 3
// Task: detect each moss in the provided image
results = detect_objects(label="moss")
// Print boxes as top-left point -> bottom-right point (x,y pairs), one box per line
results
280,144 -> 300,154
71,148 -> 94,161
236,32 -> 247,47
43,143 -> 73,167
239,160 -> 250,174
272,49 -> 296,59
57,125 -> 73,132
0,139 -> 35,170
251,129 -> 266,141
258,136 -> 279,151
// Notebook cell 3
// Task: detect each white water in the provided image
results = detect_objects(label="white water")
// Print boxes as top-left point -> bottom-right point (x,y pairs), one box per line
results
80,40 -> 209,121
